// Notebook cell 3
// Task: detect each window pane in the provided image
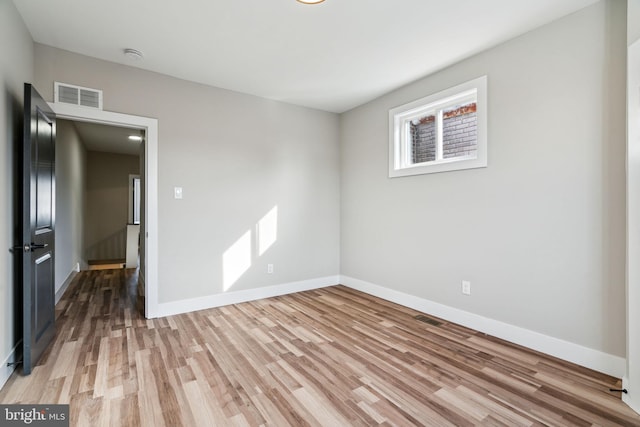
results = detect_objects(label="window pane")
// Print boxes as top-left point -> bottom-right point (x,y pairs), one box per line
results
442,102 -> 477,159
133,177 -> 141,225
389,76 -> 486,177
410,115 -> 436,164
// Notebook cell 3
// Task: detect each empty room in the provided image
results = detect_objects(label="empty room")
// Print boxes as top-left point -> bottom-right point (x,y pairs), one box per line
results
2,0 -> 640,425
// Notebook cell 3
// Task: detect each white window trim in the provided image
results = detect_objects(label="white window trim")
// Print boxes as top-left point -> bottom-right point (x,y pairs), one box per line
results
128,174 -> 141,225
389,75 -> 488,177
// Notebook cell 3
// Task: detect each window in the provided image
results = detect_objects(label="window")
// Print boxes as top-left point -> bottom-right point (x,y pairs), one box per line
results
129,175 -> 141,225
133,177 -> 141,225
389,76 -> 487,177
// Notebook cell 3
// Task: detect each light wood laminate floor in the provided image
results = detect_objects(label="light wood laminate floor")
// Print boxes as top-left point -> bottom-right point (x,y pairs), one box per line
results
1,270 -> 639,426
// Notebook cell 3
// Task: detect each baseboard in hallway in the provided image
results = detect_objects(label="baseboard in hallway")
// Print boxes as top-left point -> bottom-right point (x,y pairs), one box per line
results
87,259 -> 126,270
55,269 -> 79,304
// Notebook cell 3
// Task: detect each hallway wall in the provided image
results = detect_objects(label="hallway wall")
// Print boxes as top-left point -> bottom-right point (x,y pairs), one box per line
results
55,119 -> 86,292
85,151 -> 139,262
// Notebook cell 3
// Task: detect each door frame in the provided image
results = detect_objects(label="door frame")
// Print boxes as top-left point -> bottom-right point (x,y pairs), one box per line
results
51,102 -> 159,318
626,37 -> 640,415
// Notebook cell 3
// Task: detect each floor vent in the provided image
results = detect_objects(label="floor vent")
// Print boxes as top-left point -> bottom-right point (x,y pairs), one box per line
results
415,315 -> 442,326
54,82 -> 103,109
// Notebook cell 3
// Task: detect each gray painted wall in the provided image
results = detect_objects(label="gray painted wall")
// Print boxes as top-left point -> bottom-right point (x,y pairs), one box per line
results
85,151 -> 139,262
2,0 -> 632,392
0,0 -> 33,381
340,1 -> 626,356
55,120 -> 86,291
34,44 -> 341,303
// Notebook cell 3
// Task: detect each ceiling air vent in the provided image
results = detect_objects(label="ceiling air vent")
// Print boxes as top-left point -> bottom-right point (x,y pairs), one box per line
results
54,82 -> 103,109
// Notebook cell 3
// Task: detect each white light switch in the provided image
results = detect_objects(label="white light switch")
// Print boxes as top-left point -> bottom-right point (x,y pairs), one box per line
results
174,187 -> 183,199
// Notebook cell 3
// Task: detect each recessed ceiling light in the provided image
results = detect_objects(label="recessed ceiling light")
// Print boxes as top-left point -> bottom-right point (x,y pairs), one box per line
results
124,48 -> 144,61
296,0 -> 325,4
128,135 -> 143,141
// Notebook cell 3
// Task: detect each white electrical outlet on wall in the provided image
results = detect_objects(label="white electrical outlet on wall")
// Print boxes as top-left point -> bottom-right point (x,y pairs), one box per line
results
174,187 -> 183,199
462,280 -> 471,295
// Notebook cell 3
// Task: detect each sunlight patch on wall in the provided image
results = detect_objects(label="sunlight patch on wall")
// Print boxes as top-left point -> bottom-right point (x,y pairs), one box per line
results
222,205 -> 279,292
258,206 -> 278,256
223,230 -> 252,291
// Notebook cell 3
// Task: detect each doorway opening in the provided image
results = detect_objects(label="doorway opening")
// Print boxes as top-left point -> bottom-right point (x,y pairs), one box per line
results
56,119 -> 144,311
61,121 -> 144,272
51,103 -> 158,318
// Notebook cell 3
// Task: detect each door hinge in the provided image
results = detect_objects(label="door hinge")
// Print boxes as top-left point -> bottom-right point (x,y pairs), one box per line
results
609,388 -> 628,394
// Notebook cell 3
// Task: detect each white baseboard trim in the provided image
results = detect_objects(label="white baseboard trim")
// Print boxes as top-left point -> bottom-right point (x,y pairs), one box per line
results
55,269 -> 79,304
340,275 -> 626,378
156,275 -> 340,318
622,376 -> 640,415
0,342 -> 20,391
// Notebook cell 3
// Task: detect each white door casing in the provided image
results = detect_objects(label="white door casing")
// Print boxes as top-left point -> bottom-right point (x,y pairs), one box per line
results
50,102 -> 159,318
625,37 -> 640,415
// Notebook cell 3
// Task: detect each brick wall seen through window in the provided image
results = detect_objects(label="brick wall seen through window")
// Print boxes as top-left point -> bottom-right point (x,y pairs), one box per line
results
411,102 -> 477,164
389,75 -> 486,177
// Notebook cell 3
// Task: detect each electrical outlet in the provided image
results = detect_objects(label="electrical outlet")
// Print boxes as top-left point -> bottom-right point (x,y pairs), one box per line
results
174,187 -> 183,199
267,264 -> 274,274
462,280 -> 471,295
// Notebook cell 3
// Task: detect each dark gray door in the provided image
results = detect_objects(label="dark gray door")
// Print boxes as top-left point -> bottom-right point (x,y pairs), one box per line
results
22,83 -> 56,375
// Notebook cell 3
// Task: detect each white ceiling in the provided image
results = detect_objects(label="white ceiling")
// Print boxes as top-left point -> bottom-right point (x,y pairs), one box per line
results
14,0 -> 597,113
67,120 -> 143,156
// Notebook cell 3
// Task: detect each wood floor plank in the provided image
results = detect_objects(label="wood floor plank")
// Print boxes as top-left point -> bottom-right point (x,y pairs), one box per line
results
1,270 -> 639,426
